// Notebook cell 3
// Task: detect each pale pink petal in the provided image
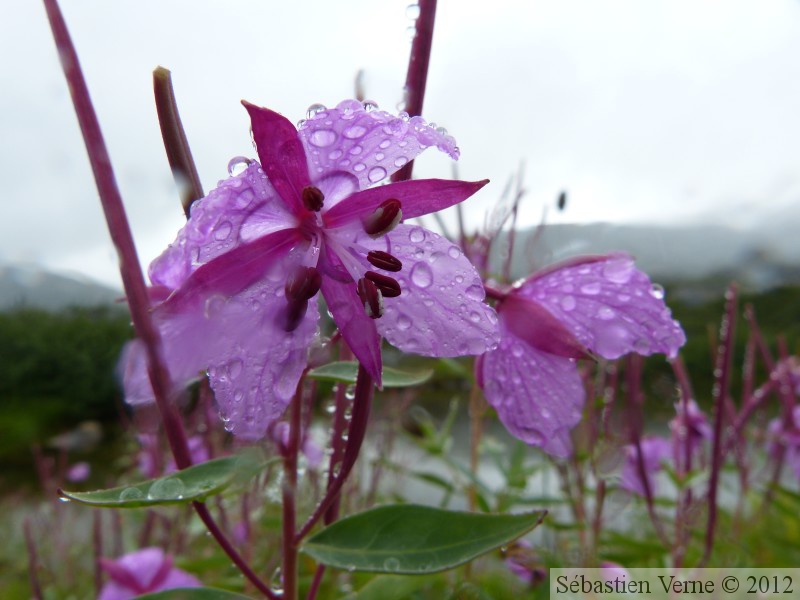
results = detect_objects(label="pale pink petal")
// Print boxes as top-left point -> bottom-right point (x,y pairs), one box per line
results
319,247 -> 382,385
620,437 -> 672,496
153,568 -> 202,592
298,100 -> 459,195
323,178 -> 488,228
244,101 -> 311,215
480,319 -> 584,458
355,224 -> 499,357
149,162 -> 294,290
517,254 -> 685,359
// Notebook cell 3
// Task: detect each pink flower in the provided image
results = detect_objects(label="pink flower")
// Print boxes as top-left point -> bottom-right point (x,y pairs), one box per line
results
98,547 -> 200,600
125,100 -> 498,439
620,436 -> 673,496
477,254 -> 685,457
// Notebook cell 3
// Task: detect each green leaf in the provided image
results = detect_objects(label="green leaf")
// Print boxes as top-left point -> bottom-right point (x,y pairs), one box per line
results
301,504 -> 546,574
137,588 -> 254,599
349,575 -> 437,600
308,361 -> 433,387
58,452 -> 266,508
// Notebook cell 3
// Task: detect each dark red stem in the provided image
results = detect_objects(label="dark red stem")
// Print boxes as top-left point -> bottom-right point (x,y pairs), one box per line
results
295,364 -> 374,544
391,0 -> 437,182
282,382 -> 304,600
24,518 -> 43,600
700,283 -> 737,567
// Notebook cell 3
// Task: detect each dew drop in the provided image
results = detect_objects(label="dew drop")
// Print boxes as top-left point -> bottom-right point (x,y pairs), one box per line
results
598,306 -> 615,320
469,311 -> 481,323
227,156 -> 251,176
328,149 -> 343,160
227,358 -> 243,378
410,262 -> 433,289
305,103 -> 327,119
560,295 -> 576,311
397,314 -> 412,330
353,163 -> 366,172
511,344 -> 524,357
650,284 -> 665,299
362,100 -> 379,112
119,487 -> 144,501
213,221 -> 232,241
383,557 -> 401,572
580,282 -> 602,295
394,156 -> 408,168
408,227 -> 425,243
368,166 -> 387,183
309,129 -> 337,147
147,477 -> 185,500
465,284 -> 483,300
406,3 -> 420,19
344,124 -> 367,139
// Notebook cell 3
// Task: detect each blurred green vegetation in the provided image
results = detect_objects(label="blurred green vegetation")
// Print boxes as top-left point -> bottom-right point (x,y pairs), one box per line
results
0,306 -> 132,471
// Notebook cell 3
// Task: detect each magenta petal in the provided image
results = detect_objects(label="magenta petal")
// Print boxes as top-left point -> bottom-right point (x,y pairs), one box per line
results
516,254 -> 686,359
243,101 -> 311,215
324,178 -> 488,228
298,99 -> 460,191
150,163 -> 292,290
480,319 -> 584,458
319,247 -> 382,385
499,294 -> 591,359
361,224 -> 499,357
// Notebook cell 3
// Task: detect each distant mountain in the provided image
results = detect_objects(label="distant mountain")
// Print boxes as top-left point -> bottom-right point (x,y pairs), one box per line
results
492,222 -> 800,299
0,264 -> 122,312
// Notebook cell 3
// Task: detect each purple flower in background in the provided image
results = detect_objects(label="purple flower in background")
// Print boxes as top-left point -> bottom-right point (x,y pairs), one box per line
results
66,461 -> 90,483
126,100 -> 499,439
138,434 -> 210,478
767,405 -> 800,479
600,561 -> 631,584
98,547 -> 200,600
670,399 -> 712,458
620,436 -> 672,496
477,254 -> 685,457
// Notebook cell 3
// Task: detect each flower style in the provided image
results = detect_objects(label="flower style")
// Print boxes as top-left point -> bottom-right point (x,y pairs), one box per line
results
98,547 -> 200,600
477,254 -> 686,457
127,100 -> 499,439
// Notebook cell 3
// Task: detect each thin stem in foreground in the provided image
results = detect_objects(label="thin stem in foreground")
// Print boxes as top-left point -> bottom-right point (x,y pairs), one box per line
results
281,381 -> 304,600
295,363 -> 374,544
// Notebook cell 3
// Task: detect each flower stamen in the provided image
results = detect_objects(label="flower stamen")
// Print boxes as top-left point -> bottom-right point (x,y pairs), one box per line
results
367,250 -> 403,272
357,277 -> 384,318
283,266 -> 322,332
362,199 -> 402,237
365,271 -> 401,298
302,186 -> 325,212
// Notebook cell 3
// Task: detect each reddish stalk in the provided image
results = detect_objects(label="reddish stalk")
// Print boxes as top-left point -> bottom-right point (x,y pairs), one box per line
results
24,518 -> 43,600
699,283 -> 738,567
43,4 -> 273,595
391,0 -> 438,182
153,67 -> 205,215
295,364 -> 374,544
281,382 -> 304,600
93,512 -> 103,596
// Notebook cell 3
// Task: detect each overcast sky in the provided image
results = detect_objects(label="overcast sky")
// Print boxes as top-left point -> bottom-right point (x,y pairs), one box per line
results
4,0 -> 800,287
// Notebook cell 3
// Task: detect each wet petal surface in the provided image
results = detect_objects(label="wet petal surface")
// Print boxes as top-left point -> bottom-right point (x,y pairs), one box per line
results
480,318 -> 584,458
517,254 -> 685,359
357,224 -> 499,357
298,99 -> 459,194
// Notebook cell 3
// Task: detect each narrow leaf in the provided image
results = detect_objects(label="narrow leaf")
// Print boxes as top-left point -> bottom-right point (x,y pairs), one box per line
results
308,361 -> 433,387
301,504 -> 546,574
58,452 -> 266,508
137,588 -> 254,599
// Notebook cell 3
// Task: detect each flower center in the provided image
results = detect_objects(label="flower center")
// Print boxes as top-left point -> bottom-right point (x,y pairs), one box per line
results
302,185 -> 324,212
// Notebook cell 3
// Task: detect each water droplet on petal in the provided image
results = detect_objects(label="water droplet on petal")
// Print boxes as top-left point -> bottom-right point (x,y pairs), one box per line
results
344,124 -> 367,139
650,284 -> 665,299
410,262 -> 433,289
353,163 -> 366,172
393,156 -> 408,168
227,156 -> 251,176
213,221 -> 233,241
227,358 -> 243,378
368,166 -> 387,183
309,129 -> 337,147
560,295 -> 576,311
362,100 -> 379,112
447,246 -> 461,259
305,103 -> 327,119
580,282 -> 602,295
465,284 -> 483,300
406,3 -> 420,19
598,306 -> 615,320
408,227 -> 425,243
603,259 -> 634,283
397,314 -> 412,330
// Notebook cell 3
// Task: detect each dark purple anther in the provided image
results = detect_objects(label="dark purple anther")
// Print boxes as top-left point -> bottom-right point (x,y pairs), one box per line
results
302,186 -> 325,212
283,299 -> 309,332
285,266 -> 322,301
357,277 -> 383,318
362,199 -> 402,237
365,271 -> 401,298
366,250 -> 403,272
